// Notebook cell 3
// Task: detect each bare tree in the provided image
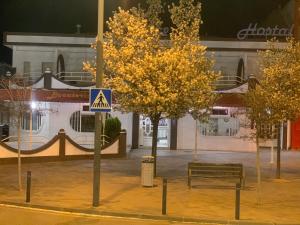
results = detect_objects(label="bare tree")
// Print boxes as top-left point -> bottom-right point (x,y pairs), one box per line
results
0,75 -> 32,191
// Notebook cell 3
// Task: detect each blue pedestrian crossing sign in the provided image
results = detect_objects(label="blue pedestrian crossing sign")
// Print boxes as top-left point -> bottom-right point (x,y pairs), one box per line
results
89,88 -> 112,112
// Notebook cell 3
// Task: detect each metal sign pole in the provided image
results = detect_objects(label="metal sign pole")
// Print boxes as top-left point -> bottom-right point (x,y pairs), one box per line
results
93,0 -> 104,207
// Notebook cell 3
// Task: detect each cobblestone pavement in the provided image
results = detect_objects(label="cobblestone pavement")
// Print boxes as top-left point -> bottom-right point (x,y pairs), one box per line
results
1,149 -> 300,224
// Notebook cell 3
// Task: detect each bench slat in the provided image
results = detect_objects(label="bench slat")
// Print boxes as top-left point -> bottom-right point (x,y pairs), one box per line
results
188,163 -> 243,166
187,162 -> 245,188
190,172 -> 241,176
189,165 -> 242,170
190,175 -> 242,178
189,167 -> 242,171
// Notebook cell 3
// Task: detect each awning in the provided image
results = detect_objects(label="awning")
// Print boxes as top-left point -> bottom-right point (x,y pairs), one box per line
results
0,89 -> 89,103
0,89 -> 246,107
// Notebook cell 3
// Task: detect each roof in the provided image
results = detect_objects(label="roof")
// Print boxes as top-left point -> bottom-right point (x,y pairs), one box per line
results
3,32 -> 288,51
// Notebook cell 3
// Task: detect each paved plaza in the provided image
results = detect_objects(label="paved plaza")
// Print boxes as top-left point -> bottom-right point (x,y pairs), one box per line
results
1,149 -> 300,224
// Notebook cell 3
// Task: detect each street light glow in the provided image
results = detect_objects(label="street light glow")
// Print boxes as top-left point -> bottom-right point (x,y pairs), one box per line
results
31,101 -> 37,109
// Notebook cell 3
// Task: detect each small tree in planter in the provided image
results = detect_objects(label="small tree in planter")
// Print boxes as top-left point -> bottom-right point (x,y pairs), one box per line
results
104,117 -> 121,143
245,84 -> 274,203
245,38 -> 300,203
258,38 -> 300,179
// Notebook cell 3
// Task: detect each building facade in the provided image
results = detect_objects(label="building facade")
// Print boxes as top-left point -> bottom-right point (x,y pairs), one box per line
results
1,32 -> 296,151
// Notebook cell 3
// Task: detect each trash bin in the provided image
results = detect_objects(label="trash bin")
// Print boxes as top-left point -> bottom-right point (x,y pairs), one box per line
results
141,156 -> 154,187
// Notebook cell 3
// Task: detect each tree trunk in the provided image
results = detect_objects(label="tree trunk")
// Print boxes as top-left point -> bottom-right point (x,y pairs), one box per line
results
17,114 -> 22,191
276,122 -> 281,179
151,115 -> 160,177
193,119 -> 198,161
256,136 -> 261,204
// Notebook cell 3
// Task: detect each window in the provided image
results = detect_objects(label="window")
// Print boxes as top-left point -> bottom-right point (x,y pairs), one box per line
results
23,61 -> 31,75
42,62 -> 54,73
70,111 -> 111,133
0,111 -> 9,124
212,108 -> 228,115
258,124 -> 278,139
82,105 -> 90,111
21,111 -> 42,131
70,111 -> 95,132
81,115 -> 95,132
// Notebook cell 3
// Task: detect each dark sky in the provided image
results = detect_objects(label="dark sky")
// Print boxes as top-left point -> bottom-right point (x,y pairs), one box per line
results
0,0 -> 292,63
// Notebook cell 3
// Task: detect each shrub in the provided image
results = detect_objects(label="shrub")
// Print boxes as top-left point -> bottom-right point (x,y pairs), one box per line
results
104,117 -> 121,143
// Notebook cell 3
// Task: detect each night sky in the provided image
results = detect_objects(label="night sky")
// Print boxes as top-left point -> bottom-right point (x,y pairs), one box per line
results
0,0 -> 292,63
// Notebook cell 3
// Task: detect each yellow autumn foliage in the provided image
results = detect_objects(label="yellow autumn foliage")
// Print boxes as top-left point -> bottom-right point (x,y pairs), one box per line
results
259,39 -> 300,123
84,0 -> 218,121
246,38 -> 300,139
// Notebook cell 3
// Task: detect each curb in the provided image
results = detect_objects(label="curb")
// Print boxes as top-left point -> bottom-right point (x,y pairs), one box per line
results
1,201 -> 298,225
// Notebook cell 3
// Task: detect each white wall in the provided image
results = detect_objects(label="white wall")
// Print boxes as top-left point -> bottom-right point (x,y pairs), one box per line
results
12,46 -> 94,75
177,114 -> 196,150
6,34 -> 95,45
177,114 -> 256,152
6,34 -> 288,80
209,51 -> 260,79
7,34 -> 288,152
14,102 -> 132,149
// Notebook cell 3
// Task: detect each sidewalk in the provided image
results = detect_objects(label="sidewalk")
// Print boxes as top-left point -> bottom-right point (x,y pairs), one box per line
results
1,149 -> 300,224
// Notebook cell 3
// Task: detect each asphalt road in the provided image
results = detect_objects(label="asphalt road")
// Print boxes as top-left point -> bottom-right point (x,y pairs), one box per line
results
0,205 -> 221,225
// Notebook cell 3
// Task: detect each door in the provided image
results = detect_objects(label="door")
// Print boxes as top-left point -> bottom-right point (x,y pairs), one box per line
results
291,118 -> 300,150
139,116 -> 170,148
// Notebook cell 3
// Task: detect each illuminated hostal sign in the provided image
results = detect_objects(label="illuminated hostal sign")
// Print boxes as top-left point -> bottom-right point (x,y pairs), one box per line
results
237,23 -> 294,40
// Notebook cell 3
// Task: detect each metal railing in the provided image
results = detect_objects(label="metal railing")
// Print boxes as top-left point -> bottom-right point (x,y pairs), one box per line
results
15,71 -> 243,88
55,72 -> 94,83
72,134 -> 109,148
12,71 -> 94,84
1,135 -> 49,142
215,75 -> 244,88
1,135 -> 50,150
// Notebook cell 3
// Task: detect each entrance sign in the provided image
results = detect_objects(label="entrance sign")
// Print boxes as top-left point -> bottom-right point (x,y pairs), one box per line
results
237,23 -> 294,40
89,88 -> 112,112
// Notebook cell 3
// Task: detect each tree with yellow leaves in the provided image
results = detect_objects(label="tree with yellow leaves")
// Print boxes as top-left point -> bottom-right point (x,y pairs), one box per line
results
84,0 -> 219,176
246,38 -> 300,202
258,39 -> 300,123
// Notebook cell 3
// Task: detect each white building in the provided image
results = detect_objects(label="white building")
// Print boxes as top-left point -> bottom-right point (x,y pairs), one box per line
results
1,32 -> 290,151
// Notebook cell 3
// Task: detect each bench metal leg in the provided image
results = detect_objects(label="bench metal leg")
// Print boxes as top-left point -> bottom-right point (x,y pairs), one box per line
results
242,170 -> 246,189
188,169 -> 191,188
239,177 -> 245,189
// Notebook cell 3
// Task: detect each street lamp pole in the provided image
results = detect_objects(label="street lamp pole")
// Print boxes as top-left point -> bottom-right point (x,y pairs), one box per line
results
93,0 -> 104,207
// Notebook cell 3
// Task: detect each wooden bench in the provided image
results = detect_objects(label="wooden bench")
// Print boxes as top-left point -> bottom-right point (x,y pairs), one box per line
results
187,162 -> 245,188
